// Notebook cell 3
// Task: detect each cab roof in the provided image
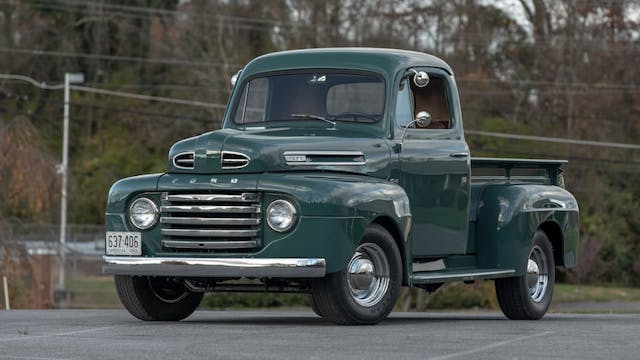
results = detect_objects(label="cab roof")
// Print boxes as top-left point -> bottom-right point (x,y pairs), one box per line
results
239,47 -> 453,80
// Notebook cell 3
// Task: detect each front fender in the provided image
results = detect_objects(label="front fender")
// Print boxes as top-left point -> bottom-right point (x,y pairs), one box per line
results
258,172 -> 412,275
106,172 -> 412,276
475,184 -> 579,274
106,173 -> 163,214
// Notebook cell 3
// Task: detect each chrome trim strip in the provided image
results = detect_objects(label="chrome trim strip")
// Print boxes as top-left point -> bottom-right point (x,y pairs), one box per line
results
161,217 -> 261,226
103,256 -> 327,278
521,208 -> 579,213
172,151 -> 195,170
283,151 -> 366,166
161,228 -> 259,237
283,151 -> 365,156
288,161 -> 367,166
161,205 -> 261,214
412,269 -> 516,282
162,240 -> 258,249
166,193 -> 259,203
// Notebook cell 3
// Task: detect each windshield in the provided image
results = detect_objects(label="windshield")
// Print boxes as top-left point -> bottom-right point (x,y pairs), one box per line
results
232,72 -> 385,125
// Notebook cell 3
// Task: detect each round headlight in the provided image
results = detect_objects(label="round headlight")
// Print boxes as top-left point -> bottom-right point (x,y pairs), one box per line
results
129,197 -> 159,230
266,200 -> 297,232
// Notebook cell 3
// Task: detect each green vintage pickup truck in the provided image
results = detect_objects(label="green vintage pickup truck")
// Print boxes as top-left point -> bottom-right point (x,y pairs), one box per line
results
104,48 -> 579,324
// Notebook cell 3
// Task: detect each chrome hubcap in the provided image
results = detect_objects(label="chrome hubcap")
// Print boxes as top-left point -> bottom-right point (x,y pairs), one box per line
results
527,245 -> 549,303
347,243 -> 390,307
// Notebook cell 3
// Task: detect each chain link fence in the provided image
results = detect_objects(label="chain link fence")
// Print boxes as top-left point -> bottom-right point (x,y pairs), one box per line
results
0,220 -> 116,309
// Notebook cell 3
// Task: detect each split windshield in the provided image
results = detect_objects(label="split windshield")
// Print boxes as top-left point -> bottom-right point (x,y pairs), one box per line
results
232,72 -> 385,125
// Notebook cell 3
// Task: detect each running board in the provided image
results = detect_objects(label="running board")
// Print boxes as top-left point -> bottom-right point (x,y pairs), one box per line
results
412,268 -> 516,284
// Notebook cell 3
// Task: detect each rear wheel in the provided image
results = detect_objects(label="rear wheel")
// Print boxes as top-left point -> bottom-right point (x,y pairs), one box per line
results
495,230 -> 555,320
310,224 -> 402,325
114,275 -> 203,321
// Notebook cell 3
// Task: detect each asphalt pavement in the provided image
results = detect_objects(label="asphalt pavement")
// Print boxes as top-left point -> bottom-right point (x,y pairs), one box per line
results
1,310 -> 639,360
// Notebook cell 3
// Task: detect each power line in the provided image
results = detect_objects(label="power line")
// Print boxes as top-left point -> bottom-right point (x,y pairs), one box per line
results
0,46 -> 242,68
3,74 -> 637,150
474,147 -> 640,166
28,0 -> 286,26
72,102 -> 212,123
0,74 -> 63,90
457,78 -> 639,90
4,44 -> 638,92
70,85 -> 226,109
467,130 -> 640,150
16,0 -> 640,47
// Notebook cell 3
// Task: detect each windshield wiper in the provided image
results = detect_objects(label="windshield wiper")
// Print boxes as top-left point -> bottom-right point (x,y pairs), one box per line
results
290,113 -> 336,127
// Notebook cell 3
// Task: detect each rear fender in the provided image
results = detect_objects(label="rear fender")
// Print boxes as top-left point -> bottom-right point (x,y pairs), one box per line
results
475,184 -> 579,274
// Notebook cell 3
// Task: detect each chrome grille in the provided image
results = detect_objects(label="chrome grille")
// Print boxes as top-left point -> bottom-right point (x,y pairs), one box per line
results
221,151 -> 250,169
160,192 -> 261,251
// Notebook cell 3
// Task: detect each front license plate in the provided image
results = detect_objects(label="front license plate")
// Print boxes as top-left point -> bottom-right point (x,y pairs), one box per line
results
106,231 -> 142,256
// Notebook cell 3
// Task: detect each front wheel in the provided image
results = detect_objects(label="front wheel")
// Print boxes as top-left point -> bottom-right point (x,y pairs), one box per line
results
495,230 -> 555,320
310,224 -> 402,325
114,275 -> 203,321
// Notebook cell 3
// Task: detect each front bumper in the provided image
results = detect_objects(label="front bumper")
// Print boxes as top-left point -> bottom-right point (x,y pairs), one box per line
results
103,256 -> 326,278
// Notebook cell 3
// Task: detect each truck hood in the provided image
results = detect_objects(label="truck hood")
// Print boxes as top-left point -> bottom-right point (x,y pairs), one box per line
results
167,127 -> 391,178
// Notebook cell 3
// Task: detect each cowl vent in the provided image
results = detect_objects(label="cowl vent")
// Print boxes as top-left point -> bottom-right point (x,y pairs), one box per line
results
173,152 -> 195,169
221,151 -> 250,169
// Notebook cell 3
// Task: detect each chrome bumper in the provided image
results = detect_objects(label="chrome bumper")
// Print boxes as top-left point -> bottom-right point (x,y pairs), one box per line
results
103,256 -> 326,278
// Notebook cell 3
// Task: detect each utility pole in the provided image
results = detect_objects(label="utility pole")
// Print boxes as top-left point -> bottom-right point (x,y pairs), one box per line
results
56,72 -> 84,308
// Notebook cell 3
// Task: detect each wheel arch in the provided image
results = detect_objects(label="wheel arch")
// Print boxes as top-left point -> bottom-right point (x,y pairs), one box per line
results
538,220 -> 564,267
371,216 -> 409,286
476,183 -> 579,273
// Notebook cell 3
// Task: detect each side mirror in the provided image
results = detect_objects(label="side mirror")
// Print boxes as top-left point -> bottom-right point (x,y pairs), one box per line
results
412,71 -> 430,87
398,111 -> 433,151
230,69 -> 243,87
415,111 -> 432,127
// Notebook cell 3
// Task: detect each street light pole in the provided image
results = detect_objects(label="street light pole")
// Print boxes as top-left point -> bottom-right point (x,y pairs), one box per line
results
57,72 -> 84,308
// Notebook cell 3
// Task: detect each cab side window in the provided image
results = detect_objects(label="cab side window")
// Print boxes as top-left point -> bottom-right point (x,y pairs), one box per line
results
410,76 -> 451,129
395,79 -> 414,128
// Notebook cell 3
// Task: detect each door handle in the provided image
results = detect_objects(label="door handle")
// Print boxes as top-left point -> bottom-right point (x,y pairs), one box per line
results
449,152 -> 469,158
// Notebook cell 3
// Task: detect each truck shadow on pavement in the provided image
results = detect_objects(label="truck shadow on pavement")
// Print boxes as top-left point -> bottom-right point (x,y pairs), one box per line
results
177,311 -> 509,326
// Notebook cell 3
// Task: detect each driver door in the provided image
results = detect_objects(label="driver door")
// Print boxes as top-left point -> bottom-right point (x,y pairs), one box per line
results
392,70 -> 470,258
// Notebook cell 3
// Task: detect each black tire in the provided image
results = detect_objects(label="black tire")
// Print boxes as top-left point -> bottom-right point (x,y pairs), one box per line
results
308,294 -> 324,317
495,230 -> 555,320
114,275 -> 203,321
310,223 -> 402,325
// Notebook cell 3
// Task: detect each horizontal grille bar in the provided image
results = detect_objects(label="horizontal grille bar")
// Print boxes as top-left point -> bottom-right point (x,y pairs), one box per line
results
165,193 -> 259,203
161,240 -> 258,250
161,205 -> 261,214
161,229 -> 259,237
160,191 -> 261,252
161,217 -> 261,226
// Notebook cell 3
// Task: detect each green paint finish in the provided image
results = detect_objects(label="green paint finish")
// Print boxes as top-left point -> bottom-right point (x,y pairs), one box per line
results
168,127 -> 392,178
107,172 -> 410,275
224,48 -> 452,136
107,206 -> 359,274
474,184 -> 579,274
105,48 -> 579,285
105,174 -> 162,213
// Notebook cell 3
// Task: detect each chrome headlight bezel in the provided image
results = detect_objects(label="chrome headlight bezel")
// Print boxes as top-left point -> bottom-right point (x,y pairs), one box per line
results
266,199 -> 298,233
128,197 -> 159,230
